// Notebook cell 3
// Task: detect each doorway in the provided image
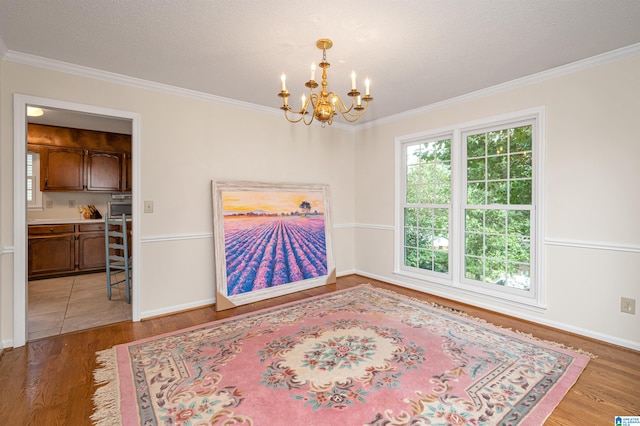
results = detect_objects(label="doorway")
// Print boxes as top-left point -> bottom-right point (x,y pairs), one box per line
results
13,94 -> 141,347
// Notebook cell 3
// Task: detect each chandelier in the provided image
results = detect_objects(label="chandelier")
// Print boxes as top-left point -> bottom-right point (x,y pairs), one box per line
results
278,38 -> 373,126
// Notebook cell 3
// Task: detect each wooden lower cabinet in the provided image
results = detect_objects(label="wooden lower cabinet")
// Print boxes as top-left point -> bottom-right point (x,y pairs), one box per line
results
28,225 -> 76,277
77,223 -> 107,271
28,222 -> 107,279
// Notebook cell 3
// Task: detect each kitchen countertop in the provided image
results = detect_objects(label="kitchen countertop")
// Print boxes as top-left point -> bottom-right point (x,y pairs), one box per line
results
27,218 -> 107,225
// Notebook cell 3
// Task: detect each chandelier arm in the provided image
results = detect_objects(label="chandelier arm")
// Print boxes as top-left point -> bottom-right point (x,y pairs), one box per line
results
302,93 -> 320,125
282,108 -> 307,124
344,101 -> 370,117
336,100 -> 371,123
303,113 -> 314,126
332,93 -> 366,122
331,93 -> 355,115
337,110 -> 363,123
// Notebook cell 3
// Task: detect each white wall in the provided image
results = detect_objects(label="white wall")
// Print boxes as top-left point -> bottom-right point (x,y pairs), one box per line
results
0,60 -> 356,346
2,52 -> 639,351
353,54 -> 640,349
28,192 -> 112,220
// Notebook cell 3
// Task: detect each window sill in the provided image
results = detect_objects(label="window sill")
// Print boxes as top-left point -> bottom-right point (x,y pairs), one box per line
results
394,268 -> 546,313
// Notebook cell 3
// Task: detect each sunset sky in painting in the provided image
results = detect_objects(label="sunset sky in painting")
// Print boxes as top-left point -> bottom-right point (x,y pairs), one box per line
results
222,191 -> 325,215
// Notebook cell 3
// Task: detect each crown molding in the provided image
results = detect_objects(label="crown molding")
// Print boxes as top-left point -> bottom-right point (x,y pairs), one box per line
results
3,50 -> 278,114
1,50 -> 355,130
362,42 -> 640,129
4,42 -> 639,132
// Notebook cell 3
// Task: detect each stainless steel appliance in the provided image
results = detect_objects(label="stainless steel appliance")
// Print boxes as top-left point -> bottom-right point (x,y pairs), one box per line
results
108,193 -> 132,217
108,201 -> 132,217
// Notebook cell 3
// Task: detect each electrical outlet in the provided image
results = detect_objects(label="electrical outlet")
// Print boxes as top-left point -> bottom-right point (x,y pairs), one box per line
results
45,200 -> 53,209
68,200 -> 76,208
621,297 -> 636,315
144,201 -> 154,213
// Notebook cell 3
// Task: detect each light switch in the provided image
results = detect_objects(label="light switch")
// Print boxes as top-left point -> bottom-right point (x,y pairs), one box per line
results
144,201 -> 154,213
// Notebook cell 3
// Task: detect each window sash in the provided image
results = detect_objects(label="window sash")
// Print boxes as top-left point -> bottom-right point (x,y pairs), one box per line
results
395,109 -> 543,309
400,135 -> 453,278
460,120 -> 535,294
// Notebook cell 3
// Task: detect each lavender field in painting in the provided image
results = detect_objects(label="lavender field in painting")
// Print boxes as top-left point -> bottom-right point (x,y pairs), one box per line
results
224,215 -> 327,296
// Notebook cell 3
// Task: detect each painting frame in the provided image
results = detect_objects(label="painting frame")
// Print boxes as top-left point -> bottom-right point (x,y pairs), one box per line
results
211,180 -> 335,310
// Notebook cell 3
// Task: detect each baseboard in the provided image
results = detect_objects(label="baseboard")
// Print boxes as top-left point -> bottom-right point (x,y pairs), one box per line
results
140,297 -> 216,320
354,270 -> 640,352
141,270 -> 356,320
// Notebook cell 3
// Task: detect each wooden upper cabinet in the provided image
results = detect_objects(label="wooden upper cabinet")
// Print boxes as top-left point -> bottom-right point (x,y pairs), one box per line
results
87,150 -> 122,191
123,152 -> 132,192
40,146 -> 123,192
29,123 -> 131,193
41,147 -> 85,191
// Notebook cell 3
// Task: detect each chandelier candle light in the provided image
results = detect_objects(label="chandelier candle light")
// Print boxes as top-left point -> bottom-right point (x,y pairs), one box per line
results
278,38 -> 373,126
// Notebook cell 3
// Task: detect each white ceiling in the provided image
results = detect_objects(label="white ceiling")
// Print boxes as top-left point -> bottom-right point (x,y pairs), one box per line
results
2,0 -> 640,126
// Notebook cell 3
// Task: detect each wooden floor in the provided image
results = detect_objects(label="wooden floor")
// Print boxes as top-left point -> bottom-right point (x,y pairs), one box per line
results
1,275 -> 638,425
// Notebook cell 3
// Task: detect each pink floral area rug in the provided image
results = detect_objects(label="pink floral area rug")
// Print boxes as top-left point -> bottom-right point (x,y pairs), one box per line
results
92,285 -> 591,426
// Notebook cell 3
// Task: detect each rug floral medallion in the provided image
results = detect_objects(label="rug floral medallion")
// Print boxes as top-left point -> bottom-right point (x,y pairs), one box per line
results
93,285 -> 590,426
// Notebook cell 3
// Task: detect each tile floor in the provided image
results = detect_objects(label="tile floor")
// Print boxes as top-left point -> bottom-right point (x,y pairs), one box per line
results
28,272 -> 131,341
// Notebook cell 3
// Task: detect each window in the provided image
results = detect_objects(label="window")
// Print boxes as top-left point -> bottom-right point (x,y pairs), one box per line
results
27,151 -> 43,210
396,109 -> 543,308
462,123 -> 533,292
403,137 -> 452,275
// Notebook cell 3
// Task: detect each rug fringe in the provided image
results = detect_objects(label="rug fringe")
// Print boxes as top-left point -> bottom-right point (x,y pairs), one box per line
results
368,285 -> 597,359
91,347 -> 122,426
510,329 -> 598,358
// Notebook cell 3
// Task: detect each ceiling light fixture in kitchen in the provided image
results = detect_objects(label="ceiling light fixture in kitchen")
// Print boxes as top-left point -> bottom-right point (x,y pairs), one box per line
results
27,106 -> 44,117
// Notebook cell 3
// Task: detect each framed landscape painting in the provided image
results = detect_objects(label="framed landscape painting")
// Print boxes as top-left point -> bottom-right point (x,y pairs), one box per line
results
211,180 -> 335,310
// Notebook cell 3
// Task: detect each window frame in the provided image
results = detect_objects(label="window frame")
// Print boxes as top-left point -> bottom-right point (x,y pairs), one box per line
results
395,108 -> 545,310
396,131 -> 455,284
27,150 -> 43,211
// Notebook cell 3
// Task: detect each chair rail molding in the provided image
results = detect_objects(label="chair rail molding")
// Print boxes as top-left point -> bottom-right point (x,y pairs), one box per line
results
545,237 -> 640,253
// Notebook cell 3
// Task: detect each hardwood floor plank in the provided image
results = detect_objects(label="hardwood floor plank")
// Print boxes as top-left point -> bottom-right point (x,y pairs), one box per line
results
1,274 -> 638,425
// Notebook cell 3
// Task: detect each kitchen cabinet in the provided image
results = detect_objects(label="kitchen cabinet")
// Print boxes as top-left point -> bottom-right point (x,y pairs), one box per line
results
38,145 -> 123,192
86,150 -> 122,191
41,146 -> 84,191
28,222 -> 109,279
28,224 -> 76,278
77,223 -> 107,270
122,152 -> 132,192
28,123 -> 131,193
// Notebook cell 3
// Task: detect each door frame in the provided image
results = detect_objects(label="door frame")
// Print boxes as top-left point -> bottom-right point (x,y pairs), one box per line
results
13,94 -> 141,347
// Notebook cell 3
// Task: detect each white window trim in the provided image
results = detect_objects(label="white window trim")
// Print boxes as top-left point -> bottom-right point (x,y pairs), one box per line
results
394,107 -> 546,310
27,151 -> 43,211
